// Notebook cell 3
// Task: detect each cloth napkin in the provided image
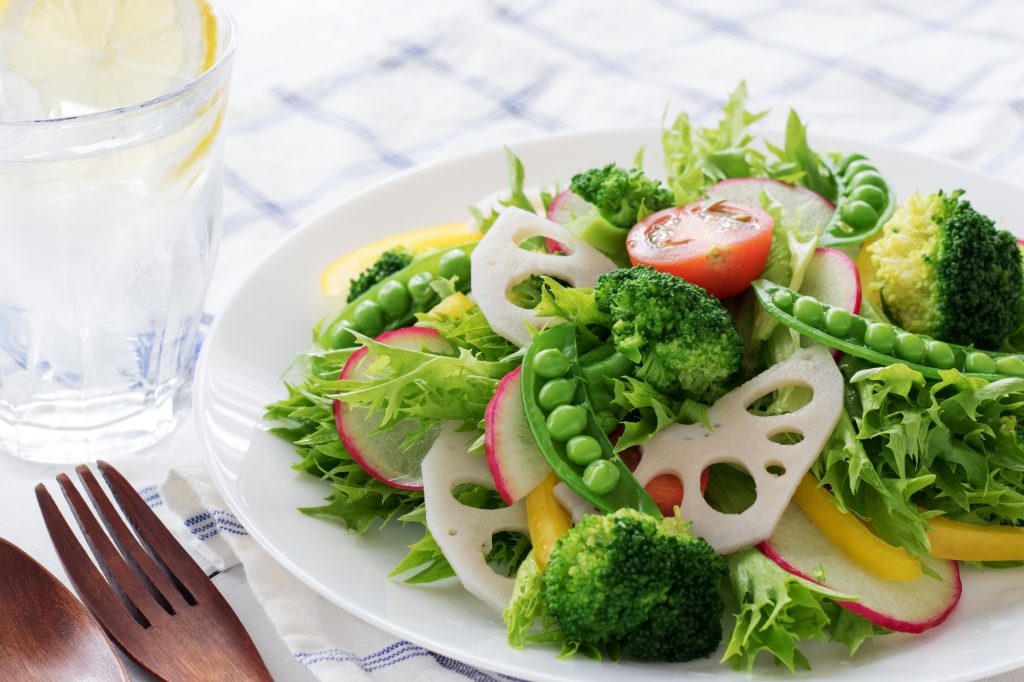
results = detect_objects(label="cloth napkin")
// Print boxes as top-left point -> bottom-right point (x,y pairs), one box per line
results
141,432 -> 511,681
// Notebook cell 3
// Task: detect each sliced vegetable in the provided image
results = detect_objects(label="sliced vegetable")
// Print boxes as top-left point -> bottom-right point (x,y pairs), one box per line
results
760,503 -> 961,633
521,324 -> 661,516
754,279 -> 1023,380
626,200 -> 774,299
631,346 -> 843,553
321,242 -> 479,348
792,475 -> 921,581
471,207 -> 616,347
485,367 -> 552,505
421,424 -> 529,612
334,328 -> 454,490
927,516 -> 1024,562
709,177 -> 834,241
524,473 -> 572,569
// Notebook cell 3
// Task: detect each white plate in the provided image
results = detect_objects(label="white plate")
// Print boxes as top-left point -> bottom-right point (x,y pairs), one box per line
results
195,128 -> 1024,682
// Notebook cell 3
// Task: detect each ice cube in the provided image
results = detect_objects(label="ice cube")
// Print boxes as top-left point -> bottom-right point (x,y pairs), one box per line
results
0,70 -> 49,122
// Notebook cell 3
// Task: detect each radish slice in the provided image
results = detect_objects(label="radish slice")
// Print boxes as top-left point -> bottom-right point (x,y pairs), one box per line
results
545,189 -> 590,254
422,424 -> 529,611
800,247 -> 861,315
471,187 -> 545,231
485,367 -> 551,504
333,328 -> 453,490
798,248 -> 862,359
709,178 -> 834,240
632,346 -> 843,553
471,207 -> 616,347
760,504 -> 961,633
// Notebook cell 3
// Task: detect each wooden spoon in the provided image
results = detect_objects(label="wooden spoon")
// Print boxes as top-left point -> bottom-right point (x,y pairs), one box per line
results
0,536 -> 127,681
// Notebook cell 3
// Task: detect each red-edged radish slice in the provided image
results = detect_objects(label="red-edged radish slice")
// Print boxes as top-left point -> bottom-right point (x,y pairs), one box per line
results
333,327 -> 453,490
422,424 -> 529,611
799,247 -> 862,359
709,177 -> 835,240
485,366 -> 552,505
800,248 -> 861,315
471,207 -> 616,347
545,189 -> 590,254
759,503 -> 961,633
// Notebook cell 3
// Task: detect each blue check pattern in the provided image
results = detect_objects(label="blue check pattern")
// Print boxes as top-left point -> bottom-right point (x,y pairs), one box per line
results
195,0 -> 1024,678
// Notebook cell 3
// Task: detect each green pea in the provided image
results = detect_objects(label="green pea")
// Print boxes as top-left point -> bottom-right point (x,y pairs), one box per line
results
792,296 -> 824,327
546,404 -> 588,442
864,322 -> 897,354
533,348 -> 570,379
843,159 -> 876,180
352,300 -> 384,336
925,340 -> 956,369
772,289 -> 795,311
538,378 -> 575,411
376,280 -> 410,318
824,308 -> 854,337
595,411 -> 619,434
330,325 -> 357,348
408,272 -> 435,304
850,171 -> 888,191
438,249 -> 471,283
966,351 -> 997,374
837,153 -> 867,174
895,333 -> 925,363
847,315 -> 867,342
996,355 -> 1024,377
851,184 -> 887,211
841,200 -> 879,230
566,435 -> 603,466
582,459 -> 620,495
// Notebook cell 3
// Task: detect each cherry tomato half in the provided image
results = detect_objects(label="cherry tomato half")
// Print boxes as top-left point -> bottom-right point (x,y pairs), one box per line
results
626,200 -> 774,299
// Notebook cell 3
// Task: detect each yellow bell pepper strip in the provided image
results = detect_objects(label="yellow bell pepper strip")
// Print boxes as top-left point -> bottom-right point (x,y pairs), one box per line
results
792,474 -> 922,581
525,473 -> 572,570
927,516 -> 1024,562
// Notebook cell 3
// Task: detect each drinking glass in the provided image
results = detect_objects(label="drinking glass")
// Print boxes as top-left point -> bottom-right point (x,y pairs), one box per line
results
0,5 -> 237,463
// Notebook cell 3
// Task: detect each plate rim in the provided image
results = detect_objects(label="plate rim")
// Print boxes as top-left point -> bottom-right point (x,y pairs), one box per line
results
195,125 -> 1024,682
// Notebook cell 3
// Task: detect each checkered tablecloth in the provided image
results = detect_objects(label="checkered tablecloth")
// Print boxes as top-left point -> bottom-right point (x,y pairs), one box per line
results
187,0 -> 1024,679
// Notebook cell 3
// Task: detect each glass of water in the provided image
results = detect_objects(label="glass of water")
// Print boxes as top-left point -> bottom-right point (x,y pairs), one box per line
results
0,3 -> 237,463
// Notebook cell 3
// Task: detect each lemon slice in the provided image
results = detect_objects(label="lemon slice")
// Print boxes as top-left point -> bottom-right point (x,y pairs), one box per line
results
2,0 -> 217,115
321,222 -> 482,298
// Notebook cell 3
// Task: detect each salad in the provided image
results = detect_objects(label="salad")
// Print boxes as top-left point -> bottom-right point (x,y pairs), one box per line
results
265,82 -> 1024,672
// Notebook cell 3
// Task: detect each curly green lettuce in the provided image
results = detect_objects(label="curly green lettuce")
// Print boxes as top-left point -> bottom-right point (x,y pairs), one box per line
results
815,362 -> 1024,559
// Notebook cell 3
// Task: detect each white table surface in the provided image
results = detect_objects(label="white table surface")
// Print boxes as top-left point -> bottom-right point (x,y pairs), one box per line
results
4,0 -> 1024,680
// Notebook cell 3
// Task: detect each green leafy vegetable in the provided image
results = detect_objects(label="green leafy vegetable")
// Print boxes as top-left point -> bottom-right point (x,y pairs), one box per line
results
815,362 -> 1024,559
765,110 -> 837,200
469,147 -> 536,232
415,302 -> 518,362
332,334 -> 516,431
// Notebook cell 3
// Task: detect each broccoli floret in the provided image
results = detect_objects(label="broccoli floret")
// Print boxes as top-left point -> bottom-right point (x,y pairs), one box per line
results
542,508 -> 726,662
346,248 -> 413,303
594,266 -> 744,398
570,163 -> 674,231
867,190 -> 1023,349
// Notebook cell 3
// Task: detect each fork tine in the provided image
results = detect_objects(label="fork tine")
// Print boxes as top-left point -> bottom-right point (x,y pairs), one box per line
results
76,465 -> 188,612
35,483 -> 144,638
97,460 -> 212,598
56,473 -> 168,627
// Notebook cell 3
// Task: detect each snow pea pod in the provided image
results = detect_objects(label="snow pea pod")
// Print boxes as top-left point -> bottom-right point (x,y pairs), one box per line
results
320,243 -> 478,348
753,279 -> 1024,380
521,324 -> 661,517
818,153 -> 896,247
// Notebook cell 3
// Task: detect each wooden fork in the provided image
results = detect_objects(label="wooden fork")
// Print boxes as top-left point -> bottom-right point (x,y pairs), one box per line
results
36,461 -> 273,682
